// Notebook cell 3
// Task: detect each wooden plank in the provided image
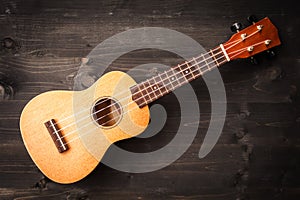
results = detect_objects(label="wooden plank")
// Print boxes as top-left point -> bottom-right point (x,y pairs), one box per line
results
0,0 -> 299,199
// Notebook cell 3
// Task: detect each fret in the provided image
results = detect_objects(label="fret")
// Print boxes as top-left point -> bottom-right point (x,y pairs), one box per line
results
140,82 -> 152,103
210,49 -> 220,66
154,75 -> 168,96
130,85 -> 146,107
188,59 -> 201,78
177,63 -> 194,82
137,84 -> 148,104
166,69 -> 181,89
206,53 -> 216,70
212,47 -> 227,65
172,65 -> 187,84
174,67 -> 186,87
130,46 -> 229,108
160,71 -> 174,91
173,65 -> 187,86
153,78 -> 163,97
186,61 -> 196,80
175,64 -> 188,83
194,56 -> 209,74
202,53 -> 210,70
190,57 -> 202,77
200,64 -> 209,73
144,80 -> 156,101
148,78 -> 162,98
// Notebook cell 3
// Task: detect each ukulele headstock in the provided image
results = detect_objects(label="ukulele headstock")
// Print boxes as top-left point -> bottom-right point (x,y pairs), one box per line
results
223,17 -> 281,61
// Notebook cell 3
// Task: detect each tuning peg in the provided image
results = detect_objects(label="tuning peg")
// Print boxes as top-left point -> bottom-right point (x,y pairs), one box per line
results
247,15 -> 258,24
231,22 -> 243,33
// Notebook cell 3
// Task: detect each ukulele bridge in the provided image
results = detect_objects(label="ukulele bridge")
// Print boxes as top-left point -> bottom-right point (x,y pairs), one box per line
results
44,119 -> 68,153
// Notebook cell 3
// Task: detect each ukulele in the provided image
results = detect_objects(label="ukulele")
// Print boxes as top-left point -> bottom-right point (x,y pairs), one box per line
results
20,17 -> 281,184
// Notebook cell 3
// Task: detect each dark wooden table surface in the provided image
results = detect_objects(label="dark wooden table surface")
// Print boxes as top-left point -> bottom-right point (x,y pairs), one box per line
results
0,0 -> 299,199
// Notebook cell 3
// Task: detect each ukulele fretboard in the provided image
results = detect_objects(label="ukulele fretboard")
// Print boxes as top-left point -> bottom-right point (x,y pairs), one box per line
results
130,46 -> 227,107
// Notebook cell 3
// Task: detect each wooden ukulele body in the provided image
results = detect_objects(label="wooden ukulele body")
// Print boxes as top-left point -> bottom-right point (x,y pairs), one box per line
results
20,71 -> 150,184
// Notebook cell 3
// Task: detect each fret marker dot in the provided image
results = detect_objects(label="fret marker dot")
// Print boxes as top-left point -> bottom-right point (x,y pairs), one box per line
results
171,77 -> 175,80
185,70 -> 188,74
153,86 -> 157,90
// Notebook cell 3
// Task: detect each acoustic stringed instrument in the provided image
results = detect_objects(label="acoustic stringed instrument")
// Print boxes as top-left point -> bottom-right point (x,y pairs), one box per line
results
20,17 -> 281,183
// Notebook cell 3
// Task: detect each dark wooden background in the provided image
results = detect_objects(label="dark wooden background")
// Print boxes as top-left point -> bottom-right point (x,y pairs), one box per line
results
0,0 -> 299,199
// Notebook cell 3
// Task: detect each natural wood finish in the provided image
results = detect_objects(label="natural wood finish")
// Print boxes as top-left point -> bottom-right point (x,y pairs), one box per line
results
19,71 -> 150,183
224,17 -> 281,60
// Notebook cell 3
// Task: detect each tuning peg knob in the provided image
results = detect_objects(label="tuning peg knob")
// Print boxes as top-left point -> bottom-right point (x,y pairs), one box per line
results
231,22 -> 243,33
247,15 -> 258,24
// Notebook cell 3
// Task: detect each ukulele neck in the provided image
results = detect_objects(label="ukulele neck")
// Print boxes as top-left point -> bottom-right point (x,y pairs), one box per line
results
130,45 -> 229,107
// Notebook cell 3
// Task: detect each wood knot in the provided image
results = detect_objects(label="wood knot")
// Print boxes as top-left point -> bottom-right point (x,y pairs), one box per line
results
34,177 -> 48,189
237,112 -> 247,120
0,81 -> 14,100
2,38 -> 14,49
1,37 -> 20,54
235,128 -> 247,139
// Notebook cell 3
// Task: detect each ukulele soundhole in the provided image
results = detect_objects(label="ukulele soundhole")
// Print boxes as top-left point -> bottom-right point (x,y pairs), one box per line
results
92,97 -> 122,128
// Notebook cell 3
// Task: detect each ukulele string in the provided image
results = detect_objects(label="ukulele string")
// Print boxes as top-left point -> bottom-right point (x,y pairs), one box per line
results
61,58 -> 228,146
97,40 -> 266,129
59,31 -> 268,146
98,60 -> 228,127
227,40 -> 268,57
61,39 -> 266,147
51,48 -> 220,128
59,50 -> 225,140
58,31 -> 265,143
55,47 -> 225,133
223,38 -> 242,47
223,28 -> 262,50
59,52 -> 228,144
52,25 -> 261,128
